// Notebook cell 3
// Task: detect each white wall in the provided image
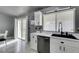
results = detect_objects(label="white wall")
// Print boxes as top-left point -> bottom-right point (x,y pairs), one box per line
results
0,14 -> 14,37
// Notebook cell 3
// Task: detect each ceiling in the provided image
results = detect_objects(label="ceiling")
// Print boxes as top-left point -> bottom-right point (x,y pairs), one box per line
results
0,6 -> 48,16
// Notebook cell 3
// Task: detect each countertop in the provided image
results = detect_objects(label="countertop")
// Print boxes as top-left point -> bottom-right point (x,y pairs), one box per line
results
31,31 -> 79,41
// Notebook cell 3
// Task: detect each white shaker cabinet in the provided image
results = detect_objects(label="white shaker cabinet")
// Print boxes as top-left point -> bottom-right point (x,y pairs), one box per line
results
64,45 -> 79,53
50,38 -> 62,53
50,37 -> 79,53
63,40 -> 79,53
34,11 -> 43,26
30,33 -> 37,51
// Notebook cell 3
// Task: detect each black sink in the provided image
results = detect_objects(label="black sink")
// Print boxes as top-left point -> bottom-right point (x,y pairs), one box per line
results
52,34 -> 77,39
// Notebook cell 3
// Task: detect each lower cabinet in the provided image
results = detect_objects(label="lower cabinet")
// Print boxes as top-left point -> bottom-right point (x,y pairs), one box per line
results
30,33 -> 79,53
64,45 -> 79,53
50,38 -> 61,53
30,33 -> 37,51
50,37 -> 79,53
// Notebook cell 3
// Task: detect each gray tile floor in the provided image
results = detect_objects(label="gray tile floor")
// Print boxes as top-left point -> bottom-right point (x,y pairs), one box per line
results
0,39 -> 37,53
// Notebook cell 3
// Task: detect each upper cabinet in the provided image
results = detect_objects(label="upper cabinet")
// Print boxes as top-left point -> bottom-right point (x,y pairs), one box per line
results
56,9 -> 75,32
34,11 -> 43,26
43,13 -> 56,31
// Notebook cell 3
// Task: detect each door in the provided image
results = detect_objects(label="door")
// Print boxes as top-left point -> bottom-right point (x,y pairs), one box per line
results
34,11 -> 42,25
50,38 -> 62,53
17,16 -> 28,41
64,45 -> 79,53
18,19 -> 22,39
56,9 -> 75,32
21,17 -> 28,40
30,33 -> 37,50
30,34 -> 35,50
14,19 -> 18,39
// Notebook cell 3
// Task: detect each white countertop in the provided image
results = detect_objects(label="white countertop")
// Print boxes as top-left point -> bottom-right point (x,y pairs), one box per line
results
31,31 -> 53,37
31,31 -> 79,41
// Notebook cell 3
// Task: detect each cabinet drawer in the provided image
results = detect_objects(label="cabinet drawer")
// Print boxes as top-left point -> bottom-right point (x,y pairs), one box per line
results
64,40 -> 79,48
58,39 -> 79,48
50,37 -> 64,45
51,37 -> 79,48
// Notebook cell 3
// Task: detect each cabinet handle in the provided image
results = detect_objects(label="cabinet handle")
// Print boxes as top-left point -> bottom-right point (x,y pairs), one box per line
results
60,42 -> 64,44
63,47 -> 65,52
59,46 -> 62,51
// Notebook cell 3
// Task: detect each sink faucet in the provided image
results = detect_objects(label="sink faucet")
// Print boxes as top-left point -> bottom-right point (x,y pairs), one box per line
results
58,22 -> 63,34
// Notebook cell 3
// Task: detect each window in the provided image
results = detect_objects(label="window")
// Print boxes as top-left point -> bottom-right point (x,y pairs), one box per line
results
43,13 -> 56,31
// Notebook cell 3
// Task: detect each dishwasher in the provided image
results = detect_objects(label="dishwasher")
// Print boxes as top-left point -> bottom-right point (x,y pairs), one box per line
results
37,35 -> 50,53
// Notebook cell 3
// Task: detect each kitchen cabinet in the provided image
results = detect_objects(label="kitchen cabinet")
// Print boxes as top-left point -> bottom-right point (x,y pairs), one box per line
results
50,37 -> 65,53
50,37 -> 79,53
56,8 -> 75,32
30,32 -> 52,51
30,33 -> 37,51
62,39 -> 79,53
30,31 -> 79,53
34,11 -> 43,26
50,38 -> 62,53
64,45 -> 79,53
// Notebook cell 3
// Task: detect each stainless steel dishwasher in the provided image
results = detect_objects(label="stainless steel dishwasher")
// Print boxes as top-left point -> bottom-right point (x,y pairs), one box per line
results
37,35 -> 50,53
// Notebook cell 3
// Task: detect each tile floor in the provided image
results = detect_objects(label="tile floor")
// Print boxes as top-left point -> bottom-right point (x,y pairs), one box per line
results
0,39 -> 37,53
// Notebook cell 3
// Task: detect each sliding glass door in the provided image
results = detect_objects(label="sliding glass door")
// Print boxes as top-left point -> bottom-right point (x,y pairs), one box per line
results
17,16 -> 28,41
21,17 -> 28,40
18,19 -> 22,39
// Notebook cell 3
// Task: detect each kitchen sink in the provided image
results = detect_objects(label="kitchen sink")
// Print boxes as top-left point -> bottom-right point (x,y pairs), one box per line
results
52,34 -> 78,39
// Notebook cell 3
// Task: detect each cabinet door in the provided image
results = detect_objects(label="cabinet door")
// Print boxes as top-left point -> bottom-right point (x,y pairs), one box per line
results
30,34 -> 37,50
33,35 -> 37,50
64,45 -> 79,53
43,13 -> 56,31
30,34 -> 35,49
59,38 -> 79,53
34,11 -> 42,25
57,9 -> 75,32
50,38 -> 62,53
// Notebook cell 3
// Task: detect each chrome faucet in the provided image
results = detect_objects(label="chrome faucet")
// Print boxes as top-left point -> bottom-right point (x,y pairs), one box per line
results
58,22 -> 63,34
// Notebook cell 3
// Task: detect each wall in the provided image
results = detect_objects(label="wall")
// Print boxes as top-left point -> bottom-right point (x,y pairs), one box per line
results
72,6 -> 79,32
41,6 -> 79,33
0,14 -> 14,38
41,6 -> 69,13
